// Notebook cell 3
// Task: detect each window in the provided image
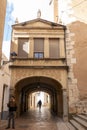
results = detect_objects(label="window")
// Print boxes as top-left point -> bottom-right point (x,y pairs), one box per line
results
34,38 -> 44,59
34,52 -> 44,58
49,38 -> 59,58
18,38 -> 29,58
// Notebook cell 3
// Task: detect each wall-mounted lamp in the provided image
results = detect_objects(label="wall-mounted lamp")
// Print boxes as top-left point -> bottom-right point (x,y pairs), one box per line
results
10,52 -> 17,56
2,51 -> 17,65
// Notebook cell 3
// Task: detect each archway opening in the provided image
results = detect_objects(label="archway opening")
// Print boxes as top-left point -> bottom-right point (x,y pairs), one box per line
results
15,76 -> 63,118
28,91 -> 51,110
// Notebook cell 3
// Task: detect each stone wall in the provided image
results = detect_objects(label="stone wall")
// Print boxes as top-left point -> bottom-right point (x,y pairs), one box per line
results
65,26 -> 79,113
10,67 -> 67,91
75,101 -> 87,114
68,21 -> 87,100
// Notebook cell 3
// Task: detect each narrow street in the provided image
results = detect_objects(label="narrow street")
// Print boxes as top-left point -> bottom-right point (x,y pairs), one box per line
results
0,107 -> 69,130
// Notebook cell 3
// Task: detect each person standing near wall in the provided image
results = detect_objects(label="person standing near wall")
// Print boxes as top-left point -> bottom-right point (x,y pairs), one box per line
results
6,96 -> 17,129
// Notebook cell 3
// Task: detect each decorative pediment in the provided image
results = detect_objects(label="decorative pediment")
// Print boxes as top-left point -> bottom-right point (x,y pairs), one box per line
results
12,18 -> 65,29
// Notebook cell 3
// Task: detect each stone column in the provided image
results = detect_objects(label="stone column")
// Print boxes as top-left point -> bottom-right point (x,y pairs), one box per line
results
53,92 -> 57,113
9,87 -> 15,97
63,89 -> 68,121
44,38 -> 49,58
13,37 -> 18,55
59,38 -> 65,58
29,37 -> 34,58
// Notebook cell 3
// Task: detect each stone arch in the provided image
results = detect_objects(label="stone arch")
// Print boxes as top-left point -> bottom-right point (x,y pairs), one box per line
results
14,76 -> 68,121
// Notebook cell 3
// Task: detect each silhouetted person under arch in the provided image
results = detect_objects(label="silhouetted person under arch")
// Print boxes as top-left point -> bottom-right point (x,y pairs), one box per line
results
37,100 -> 42,111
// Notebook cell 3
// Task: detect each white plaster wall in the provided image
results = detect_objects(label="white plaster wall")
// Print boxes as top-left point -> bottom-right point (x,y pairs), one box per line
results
0,63 -> 10,115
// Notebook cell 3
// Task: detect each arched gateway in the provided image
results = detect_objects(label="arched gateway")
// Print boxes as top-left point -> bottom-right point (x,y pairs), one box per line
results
15,76 -> 63,115
10,76 -> 68,121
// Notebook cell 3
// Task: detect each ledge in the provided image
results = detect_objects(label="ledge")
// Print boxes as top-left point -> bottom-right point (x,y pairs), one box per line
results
9,65 -> 69,70
11,57 -> 66,61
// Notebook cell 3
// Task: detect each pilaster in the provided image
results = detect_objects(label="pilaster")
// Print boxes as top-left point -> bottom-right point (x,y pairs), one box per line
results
29,37 -> 34,58
59,38 -> 65,58
62,89 -> 68,121
44,38 -> 49,58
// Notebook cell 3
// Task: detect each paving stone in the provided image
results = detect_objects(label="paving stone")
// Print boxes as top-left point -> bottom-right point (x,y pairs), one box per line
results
1,108 -> 86,130
0,108 -> 59,130
57,121 -> 69,130
0,120 -> 7,127
65,122 -> 76,130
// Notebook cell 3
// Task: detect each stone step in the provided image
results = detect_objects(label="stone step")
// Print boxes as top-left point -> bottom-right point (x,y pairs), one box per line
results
65,122 -> 76,130
77,114 -> 87,121
82,113 -> 87,116
73,116 -> 87,128
70,119 -> 86,130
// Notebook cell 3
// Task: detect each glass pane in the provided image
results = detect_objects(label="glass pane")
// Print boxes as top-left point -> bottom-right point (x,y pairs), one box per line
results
34,52 -> 44,58
39,53 -> 43,58
34,53 -> 39,58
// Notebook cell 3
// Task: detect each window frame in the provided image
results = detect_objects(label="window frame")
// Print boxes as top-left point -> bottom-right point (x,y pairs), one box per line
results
49,38 -> 60,59
34,38 -> 44,59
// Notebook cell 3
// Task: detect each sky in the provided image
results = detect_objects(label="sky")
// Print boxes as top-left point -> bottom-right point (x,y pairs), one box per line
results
2,0 -> 73,59
2,0 -> 53,59
11,0 -> 53,22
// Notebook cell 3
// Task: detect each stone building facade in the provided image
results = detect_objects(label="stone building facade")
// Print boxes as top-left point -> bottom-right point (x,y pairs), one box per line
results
9,18 -> 80,121
0,0 -> 87,121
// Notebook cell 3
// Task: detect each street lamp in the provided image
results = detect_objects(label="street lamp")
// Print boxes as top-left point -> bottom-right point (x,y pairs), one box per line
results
2,52 -> 17,65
